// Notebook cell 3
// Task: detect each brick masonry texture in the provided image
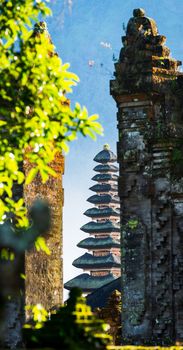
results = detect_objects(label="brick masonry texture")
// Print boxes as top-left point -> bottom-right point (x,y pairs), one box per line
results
24,152 -> 64,312
111,8 -> 183,345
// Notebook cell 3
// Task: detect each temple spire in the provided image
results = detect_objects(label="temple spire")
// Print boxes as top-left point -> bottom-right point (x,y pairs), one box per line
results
64,146 -> 121,294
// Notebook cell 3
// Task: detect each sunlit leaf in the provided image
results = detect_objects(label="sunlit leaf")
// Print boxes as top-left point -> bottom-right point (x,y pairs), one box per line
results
35,237 -> 51,255
25,167 -> 39,185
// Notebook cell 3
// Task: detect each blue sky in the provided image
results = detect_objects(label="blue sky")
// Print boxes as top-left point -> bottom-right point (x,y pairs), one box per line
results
46,0 -> 183,299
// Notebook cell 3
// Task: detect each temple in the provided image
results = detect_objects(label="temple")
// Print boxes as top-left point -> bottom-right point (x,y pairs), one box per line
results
65,145 -> 121,294
111,8 -> 183,345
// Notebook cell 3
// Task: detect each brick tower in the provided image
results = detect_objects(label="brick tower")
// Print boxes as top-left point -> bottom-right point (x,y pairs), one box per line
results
24,22 -> 65,312
111,8 -> 183,345
24,152 -> 64,311
0,22 -> 65,348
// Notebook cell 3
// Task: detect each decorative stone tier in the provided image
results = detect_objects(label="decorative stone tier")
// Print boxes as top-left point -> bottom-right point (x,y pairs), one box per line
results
73,252 -> 121,269
64,273 -> 116,293
77,237 -> 120,249
84,207 -> 120,219
110,8 -> 182,97
81,220 -> 120,234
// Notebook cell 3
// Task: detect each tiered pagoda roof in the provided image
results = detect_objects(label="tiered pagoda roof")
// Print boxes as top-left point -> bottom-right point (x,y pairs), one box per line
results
94,164 -> 118,172
94,148 -> 117,163
81,220 -> 120,234
89,183 -> 118,193
77,237 -> 120,249
87,194 -> 119,205
92,173 -> 118,182
64,273 -> 117,293
64,145 -> 121,294
84,207 -> 120,219
73,252 -> 121,269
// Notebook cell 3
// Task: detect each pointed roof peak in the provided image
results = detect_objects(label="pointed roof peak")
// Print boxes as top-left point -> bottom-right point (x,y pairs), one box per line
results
126,8 -> 158,37
103,143 -> 110,150
133,8 -> 145,17
93,149 -> 117,164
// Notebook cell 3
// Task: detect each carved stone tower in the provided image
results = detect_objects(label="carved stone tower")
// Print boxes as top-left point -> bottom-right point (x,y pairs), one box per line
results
111,8 -> 183,345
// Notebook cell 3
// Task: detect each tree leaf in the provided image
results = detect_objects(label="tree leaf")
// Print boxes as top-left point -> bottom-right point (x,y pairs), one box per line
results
25,167 -> 39,185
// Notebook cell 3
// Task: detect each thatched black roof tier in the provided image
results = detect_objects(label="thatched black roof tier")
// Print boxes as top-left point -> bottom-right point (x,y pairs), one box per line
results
86,277 -> 121,309
64,273 -> 117,292
73,252 -> 121,269
87,194 -> 119,205
93,147 -> 117,164
84,207 -> 120,219
89,183 -> 118,193
93,164 -> 118,173
92,173 -> 118,182
77,236 -> 120,249
80,220 -> 120,234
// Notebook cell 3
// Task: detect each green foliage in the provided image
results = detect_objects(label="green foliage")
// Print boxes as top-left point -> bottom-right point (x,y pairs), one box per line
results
35,236 -> 51,255
24,288 -> 112,350
171,144 -> 183,181
25,304 -> 48,329
172,148 -> 183,162
0,248 -> 15,261
0,0 -> 103,230
127,219 -> 138,230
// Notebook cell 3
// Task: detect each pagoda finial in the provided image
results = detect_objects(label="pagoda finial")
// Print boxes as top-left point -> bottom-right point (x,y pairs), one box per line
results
133,8 -> 145,17
103,144 -> 110,150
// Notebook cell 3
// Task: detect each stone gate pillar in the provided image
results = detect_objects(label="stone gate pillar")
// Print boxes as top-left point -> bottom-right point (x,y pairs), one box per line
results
110,8 -> 183,345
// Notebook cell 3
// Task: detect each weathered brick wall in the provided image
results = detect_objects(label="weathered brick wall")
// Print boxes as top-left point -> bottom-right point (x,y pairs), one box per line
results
111,8 -> 183,345
24,152 -> 64,312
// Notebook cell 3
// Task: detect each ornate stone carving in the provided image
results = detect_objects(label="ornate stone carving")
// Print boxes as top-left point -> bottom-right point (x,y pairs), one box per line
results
111,8 -> 183,345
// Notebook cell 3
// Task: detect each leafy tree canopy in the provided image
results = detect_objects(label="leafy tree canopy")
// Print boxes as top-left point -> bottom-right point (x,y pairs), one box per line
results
0,0 -> 102,228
